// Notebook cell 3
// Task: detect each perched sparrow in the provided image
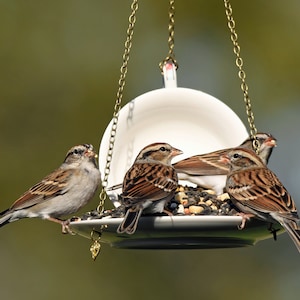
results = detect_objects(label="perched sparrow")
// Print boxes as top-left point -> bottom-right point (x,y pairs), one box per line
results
117,142 -> 182,235
0,144 -> 101,233
221,147 -> 300,252
173,133 -> 277,195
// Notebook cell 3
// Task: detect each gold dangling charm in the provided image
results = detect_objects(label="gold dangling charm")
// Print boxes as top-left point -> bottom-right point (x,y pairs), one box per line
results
90,231 -> 101,261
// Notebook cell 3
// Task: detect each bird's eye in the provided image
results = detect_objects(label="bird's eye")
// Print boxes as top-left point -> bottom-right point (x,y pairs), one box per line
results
159,146 -> 166,152
233,153 -> 240,159
73,148 -> 83,155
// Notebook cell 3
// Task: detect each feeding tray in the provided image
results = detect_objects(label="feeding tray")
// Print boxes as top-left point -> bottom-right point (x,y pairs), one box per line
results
70,215 -> 282,249
69,85 -> 282,249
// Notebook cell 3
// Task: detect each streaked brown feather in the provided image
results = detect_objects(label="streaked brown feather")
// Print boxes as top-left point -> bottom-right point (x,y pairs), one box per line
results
228,167 -> 297,214
122,163 -> 178,206
173,149 -> 229,175
10,168 -> 72,210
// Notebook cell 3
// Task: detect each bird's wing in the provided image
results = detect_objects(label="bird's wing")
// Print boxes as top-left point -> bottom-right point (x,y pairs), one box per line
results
122,163 -> 178,205
10,168 -> 73,210
228,168 -> 297,214
173,149 -> 229,175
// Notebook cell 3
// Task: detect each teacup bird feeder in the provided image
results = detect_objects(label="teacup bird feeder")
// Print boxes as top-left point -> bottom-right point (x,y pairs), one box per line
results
69,0 -> 282,259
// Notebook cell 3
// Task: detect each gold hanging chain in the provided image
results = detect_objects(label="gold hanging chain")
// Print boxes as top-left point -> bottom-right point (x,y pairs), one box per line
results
223,0 -> 259,152
159,0 -> 178,72
97,0 -> 139,213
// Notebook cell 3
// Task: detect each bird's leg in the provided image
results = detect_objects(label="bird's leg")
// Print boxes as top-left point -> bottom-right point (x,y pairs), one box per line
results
46,217 -> 75,235
236,212 -> 255,230
163,209 -> 173,216
268,223 -> 280,241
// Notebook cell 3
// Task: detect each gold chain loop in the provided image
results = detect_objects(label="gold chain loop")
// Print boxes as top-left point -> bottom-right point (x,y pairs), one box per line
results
223,0 -> 259,152
98,0 -> 139,213
159,0 -> 178,72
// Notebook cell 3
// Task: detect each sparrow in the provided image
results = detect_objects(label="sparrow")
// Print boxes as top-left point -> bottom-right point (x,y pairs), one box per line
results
173,133 -> 277,195
0,144 -> 101,233
117,142 -> 183,235
221,147 -> 300,252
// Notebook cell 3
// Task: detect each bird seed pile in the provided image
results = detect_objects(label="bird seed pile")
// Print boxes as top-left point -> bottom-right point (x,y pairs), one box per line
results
167,185 -> 237,216
79,185 -> 238,221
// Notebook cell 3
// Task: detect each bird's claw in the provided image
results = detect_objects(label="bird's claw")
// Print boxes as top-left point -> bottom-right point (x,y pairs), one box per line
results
268,223 -> 280,241
61,220 -> 76,235
236,212 -> 255,230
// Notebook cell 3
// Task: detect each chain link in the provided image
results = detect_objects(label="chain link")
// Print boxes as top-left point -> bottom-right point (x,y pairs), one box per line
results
223,0 -> 259,152
159,0 -> 178,72
98,0 -> 139,213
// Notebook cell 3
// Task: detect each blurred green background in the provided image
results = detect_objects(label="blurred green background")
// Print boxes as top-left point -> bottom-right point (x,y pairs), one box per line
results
0,1 -> 300,299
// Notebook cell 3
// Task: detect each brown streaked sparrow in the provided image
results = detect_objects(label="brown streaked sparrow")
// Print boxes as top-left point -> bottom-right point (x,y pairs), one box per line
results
117,142 -> 183,235
221,147 -> 300,252
0,144 -> 101,233
173,133 -> 277,195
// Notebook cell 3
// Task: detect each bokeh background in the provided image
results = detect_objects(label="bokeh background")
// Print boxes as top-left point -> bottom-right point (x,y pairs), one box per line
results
0,1 -> 300,299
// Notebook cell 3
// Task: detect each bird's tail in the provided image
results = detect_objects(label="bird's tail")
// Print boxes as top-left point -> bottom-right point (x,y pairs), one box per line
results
117,208 -> 143,235
0,209 -> 14,227
282,221 -> 300,253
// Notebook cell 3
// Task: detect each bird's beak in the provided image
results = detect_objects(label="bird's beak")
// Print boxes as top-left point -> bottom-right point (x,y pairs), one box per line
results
171,147 -> 183,157
219,154 -> 230,164
85,149 -> 97,158
265,137 -> 277,147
